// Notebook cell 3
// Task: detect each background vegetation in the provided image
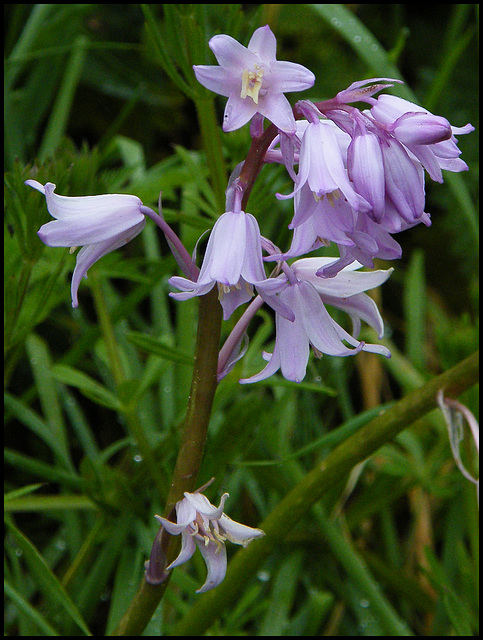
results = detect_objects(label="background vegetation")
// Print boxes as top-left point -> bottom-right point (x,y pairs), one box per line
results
5,4 -> 478,636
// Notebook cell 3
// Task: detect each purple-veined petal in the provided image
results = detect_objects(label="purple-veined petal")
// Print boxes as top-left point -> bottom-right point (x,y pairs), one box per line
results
30,181 -> 143,222
275,286 -> 311,381
292,258 -> 393,297
154,496 -> 198,534
219,282 -> 255,321
239,341 -> 282,384
294,282 -> 358,357
38,207 -> 145,247
241,213 -> 267,282
322,292 -> 385,338
390,112 -> 452,145
347,131 -> 385,222
382,138 -> 426,223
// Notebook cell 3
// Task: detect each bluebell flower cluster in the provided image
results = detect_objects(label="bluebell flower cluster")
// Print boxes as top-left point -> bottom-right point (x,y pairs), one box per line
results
26,25 -> 474,386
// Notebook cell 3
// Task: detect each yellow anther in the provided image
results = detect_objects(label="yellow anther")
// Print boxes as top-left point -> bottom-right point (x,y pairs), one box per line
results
240,67 -> 263,104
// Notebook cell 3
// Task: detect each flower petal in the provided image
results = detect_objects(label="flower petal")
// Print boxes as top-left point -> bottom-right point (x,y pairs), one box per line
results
166,531 -> 197,570
223,94 -> 258,131
209,33 -> 256,70
70,219 -> 145,307
258,91 -> 296,133
219,514 -> 265,546
292,258 -> 393,297
270,60 -> 315,93
184,492 -> 229,520
207,211 -> 247,285
247,25 -> 277,60
193,65 -> 234,97
195,540 -> 227,593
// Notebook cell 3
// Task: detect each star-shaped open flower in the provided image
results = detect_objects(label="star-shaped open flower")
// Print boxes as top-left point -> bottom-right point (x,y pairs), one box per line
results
156,489 -> 265,593
241,258 -> 392,384
193,25 -> 315,132
26,180 -> 145,307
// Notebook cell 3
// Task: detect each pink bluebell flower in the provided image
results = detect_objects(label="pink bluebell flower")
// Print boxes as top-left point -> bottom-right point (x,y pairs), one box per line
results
193,25 -> 315,133
156,488 -> 264,593
369,94 -> 475,182
241,258 -> 392,384
278,117 -> 370,214
169,209 -> 286,320
25,180 -> 145,307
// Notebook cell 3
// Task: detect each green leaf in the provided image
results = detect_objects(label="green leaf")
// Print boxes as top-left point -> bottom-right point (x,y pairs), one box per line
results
4,519 -> 92,636
306,4 -> 413,99
125,331 -> 193,365
50,364 -> 124,411
423,548 -> 477,635
4,483 -> 44,504
4,580 -> 61,636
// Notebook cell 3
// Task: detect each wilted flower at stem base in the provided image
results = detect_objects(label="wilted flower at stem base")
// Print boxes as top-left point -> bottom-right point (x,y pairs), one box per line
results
155,489 -> 265,593
25,180 -> 145,308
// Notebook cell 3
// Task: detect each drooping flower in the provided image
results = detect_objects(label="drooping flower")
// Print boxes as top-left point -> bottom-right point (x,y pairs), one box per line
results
278,117 -> 370,214
369,94 -> 475,182
193,25 -> 315,133
155,488 -> 265,593
25,180 -> 145,308
169,209 -> 286,320
241,258 -> 392,384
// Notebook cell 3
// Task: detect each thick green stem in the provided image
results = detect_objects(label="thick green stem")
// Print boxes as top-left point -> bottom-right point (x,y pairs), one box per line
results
112,287 -> 223,636
169,350 -> 479,636
164,286 -> 223,511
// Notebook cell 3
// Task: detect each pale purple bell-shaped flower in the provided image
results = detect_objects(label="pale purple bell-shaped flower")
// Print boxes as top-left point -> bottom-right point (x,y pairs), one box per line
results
241,259 -> 391,384
278,118 -> 370,214
347,123 -> 386,223
169,209 -> 286,320
155,488 -> 264,593
193,25 -> 315,133
369,94 -> 475,182
25,180 -> 146,307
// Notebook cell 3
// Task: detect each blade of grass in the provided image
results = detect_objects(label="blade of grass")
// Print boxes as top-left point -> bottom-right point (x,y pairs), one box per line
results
39,35 -> 88,161
4,518 -> 92,636
5,580 -> 61,636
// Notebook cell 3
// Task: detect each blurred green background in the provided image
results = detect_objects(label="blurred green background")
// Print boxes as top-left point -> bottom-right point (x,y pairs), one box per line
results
4,4 -> 479,636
